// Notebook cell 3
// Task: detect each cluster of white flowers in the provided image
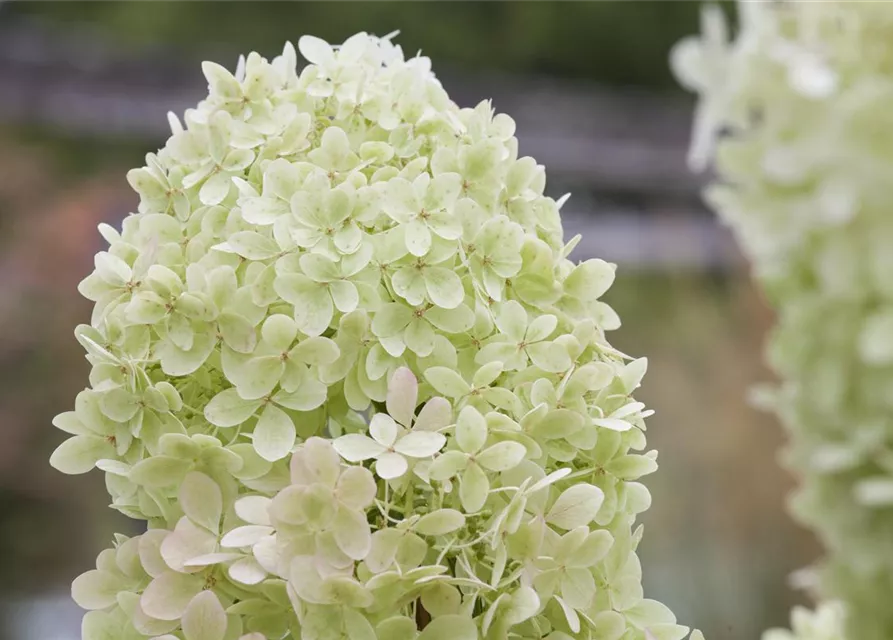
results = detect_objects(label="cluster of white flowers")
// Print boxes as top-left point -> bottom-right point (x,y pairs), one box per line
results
52,32 -> 703,640
674,3 -> 893,639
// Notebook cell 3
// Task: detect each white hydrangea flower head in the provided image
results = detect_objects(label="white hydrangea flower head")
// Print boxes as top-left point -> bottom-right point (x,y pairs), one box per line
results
675,4 -> 893,640
53,32 -> 703,640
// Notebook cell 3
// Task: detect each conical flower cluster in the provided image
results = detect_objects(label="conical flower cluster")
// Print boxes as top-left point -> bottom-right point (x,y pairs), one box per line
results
53,33 -> 699,640
674,3 -> 893,639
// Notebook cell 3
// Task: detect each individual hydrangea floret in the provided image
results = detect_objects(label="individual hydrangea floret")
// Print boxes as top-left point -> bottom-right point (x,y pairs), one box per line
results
53,31 -> 703,640
675,3 -> 893,639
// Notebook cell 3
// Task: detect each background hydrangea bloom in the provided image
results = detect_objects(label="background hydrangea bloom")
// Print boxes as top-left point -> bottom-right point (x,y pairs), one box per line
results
52,31 -> 702,640
674,3 -> 893,639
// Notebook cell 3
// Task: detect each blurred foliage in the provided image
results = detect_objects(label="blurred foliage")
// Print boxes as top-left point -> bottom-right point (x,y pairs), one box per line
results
8,0 -> 720,90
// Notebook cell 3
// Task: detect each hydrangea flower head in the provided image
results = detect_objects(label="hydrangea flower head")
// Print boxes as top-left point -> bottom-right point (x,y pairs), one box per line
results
675,4 -> 893,639
53,32 -> 701,640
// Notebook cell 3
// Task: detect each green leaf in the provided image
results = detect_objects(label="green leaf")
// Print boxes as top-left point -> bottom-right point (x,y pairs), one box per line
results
415,509 -> 466,536
253,404 -> 296,461
546,484 -> 605,530
204,388 -> 260,428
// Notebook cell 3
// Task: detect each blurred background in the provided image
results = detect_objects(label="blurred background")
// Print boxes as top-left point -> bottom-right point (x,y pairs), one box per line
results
0,2 -> 817,639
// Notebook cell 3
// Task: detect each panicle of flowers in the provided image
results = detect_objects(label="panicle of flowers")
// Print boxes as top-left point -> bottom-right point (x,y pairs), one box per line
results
54,32 -> 702,640
674,4 -> 893,639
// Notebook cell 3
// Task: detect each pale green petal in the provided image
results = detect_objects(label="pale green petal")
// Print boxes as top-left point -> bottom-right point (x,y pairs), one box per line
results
333,434 -> 386,462
275,273 -> 334,336
179,472 -> 223,533
204,389 -> 260,428
394,431 -> 446,458
335,465 -> 377,509
157,332 -> 215,377
330,280 -> 360,313
546,484 -> 605,530
262,314 -> 298,352
241,196 -> 289,225
273,381 -> 328,411
375,451 -> 408,479
290,336 -> 340,366
129,456 -> 192,488
371,303 -> 413,338
181,591 -> 227,640
71,569 -> 125,610
141,571 -> 204,621
424,367 -> 471,399
199,172 -> 231,206
223,231 -> 280,261
404,317 -> 436,357
415,509 -> 466,536
476,441 -> 526,472
333,504 -> 372,560
160,516 -> 217,572
495,300 -> 527,341
414,396 -> 452,431
460,462 -> 489,513
405,219 -> 432,257
424,267 -> 464,309
564,258 -> 615,301
50,435 -> 115,475
253,404 -> 296,462
392,266 -> 427,306
235,356 -> 284,400
417,614 -> 477,640
526,314 -> 558,343
456,405 -> 487,454
429,450 -> 469,481
527,341 -> 571,373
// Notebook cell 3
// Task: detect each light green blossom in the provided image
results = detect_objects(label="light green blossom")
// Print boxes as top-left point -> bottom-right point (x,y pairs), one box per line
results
52,31 -> 698,640
675,3 -> 893,640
